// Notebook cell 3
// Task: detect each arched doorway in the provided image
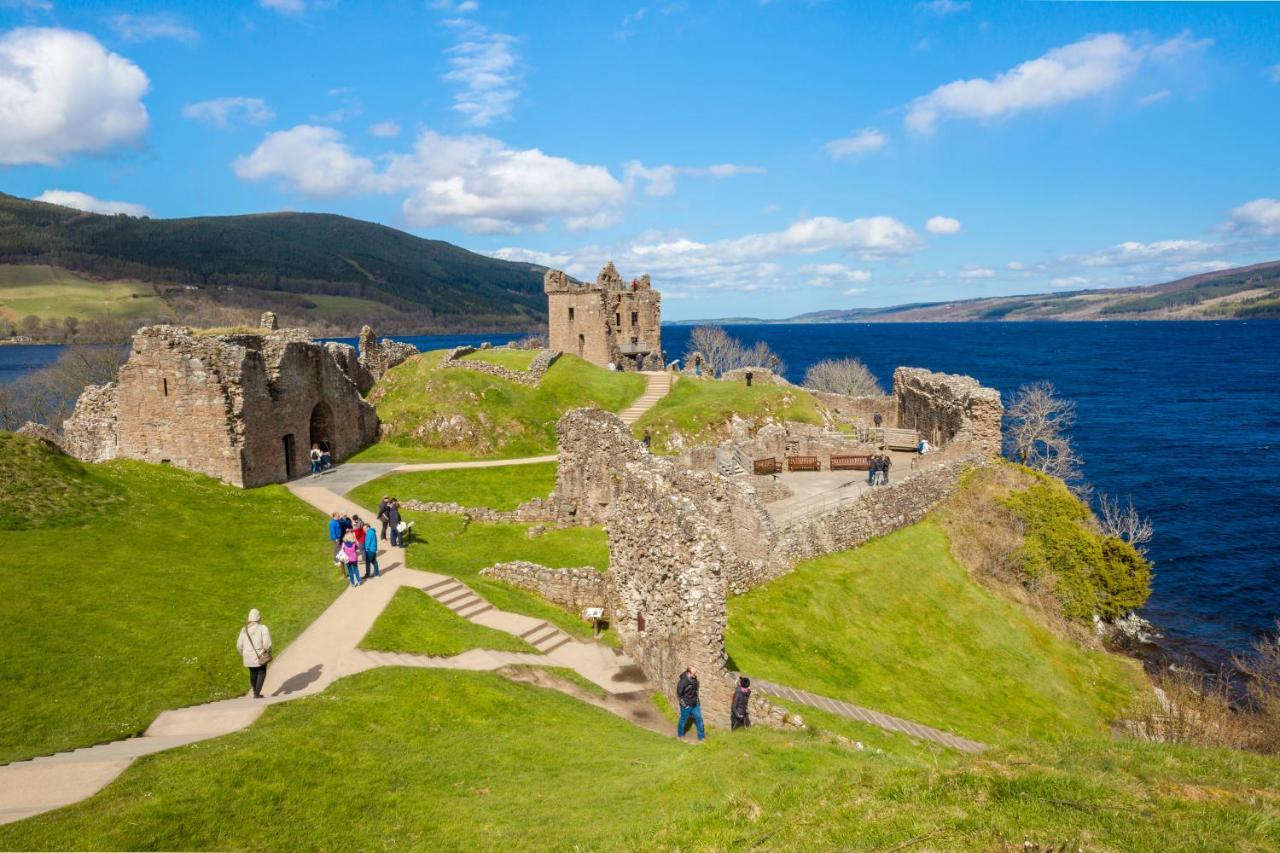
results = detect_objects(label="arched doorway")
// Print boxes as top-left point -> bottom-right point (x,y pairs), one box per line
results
577,333 -> 585,357
309,401 -> 334,460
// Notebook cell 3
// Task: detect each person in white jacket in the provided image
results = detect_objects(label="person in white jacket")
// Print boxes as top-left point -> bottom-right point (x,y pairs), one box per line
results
235,609 -> 272,699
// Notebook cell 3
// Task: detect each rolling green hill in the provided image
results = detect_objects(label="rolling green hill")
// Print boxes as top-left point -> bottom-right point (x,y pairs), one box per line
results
0,192 -> 550,333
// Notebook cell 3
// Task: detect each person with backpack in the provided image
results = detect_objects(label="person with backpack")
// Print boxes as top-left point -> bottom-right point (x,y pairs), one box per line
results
309,444 -> 323,478
731,676 -> 752,730
361,520 -> 380,580
235,609 -> 272,699
676,666 -> 705,741
340,533 -> 362,587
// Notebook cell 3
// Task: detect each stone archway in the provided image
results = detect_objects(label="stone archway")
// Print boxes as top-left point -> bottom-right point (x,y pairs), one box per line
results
309,401 -> 334,458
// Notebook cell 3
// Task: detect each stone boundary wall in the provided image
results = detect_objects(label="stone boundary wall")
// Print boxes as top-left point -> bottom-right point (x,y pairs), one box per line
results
811,391 -> 897,428
478,562 -> 607,613
399,497 -> 559,524
893,367 -> 1002,457
771,455 -> 981,568
61,381 -> 119,462
440,345 -> 562,387
720,366 -> 792,386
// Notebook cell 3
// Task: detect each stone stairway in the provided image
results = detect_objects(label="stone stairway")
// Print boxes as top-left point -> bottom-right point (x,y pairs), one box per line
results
518,621 -> 574,654
422,576 -> 494,620
618,371 -> 673,425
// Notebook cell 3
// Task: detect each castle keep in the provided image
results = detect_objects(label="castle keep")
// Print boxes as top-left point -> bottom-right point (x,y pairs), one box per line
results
544,262 -> 662,370
62,321 -> 415,488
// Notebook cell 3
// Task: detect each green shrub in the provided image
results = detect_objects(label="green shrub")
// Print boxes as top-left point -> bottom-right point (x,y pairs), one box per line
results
1002,479 -> 1152,623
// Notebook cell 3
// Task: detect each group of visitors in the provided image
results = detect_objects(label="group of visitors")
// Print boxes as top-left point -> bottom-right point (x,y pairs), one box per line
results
308,442 -> 332,478
327,511 -> 382,587
866,449 -> 892,487
377,496 -> 406,546
675,666 -> 753,740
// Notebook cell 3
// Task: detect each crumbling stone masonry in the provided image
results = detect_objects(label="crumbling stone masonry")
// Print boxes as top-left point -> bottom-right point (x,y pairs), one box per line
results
479,562 -> 607,614
545,263 -> 662,371
439,345 -> 561,387
894,367 -> 1003,457
62,324 -> 380,488
358,325 -> 419,389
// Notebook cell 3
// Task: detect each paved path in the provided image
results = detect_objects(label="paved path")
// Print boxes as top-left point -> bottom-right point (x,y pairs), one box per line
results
751,678 -> 986,753
0,482 -> 648,827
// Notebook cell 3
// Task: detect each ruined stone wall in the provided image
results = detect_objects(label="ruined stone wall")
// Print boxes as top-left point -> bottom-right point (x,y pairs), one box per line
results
723,422 -> 878,472
771,455 -> 980,568
62,325 -> 379,487
440,345 -> 561,387
479,562 -> 607,613
721,367 -> 791,386
399,497 -> 559,524
893,367 -> 1003,456
358,325 -> 419,388
811,391 -> 897,428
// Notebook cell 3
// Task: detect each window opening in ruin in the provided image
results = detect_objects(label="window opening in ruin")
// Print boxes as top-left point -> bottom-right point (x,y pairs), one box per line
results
615,312 -> 621,327
568,306 -> 575,322
162,378 -> 168,397
309,401 -> 334,458
577,333 -> 585,357
631,311 -> 638,327
282,433 -> 296,480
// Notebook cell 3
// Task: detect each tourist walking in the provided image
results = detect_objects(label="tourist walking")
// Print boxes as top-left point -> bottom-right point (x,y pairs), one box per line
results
377,496 -> 391,540
873,411 -> 883,429
235,609 -> 272,699
676,666 -> 705,741
642,429 -> 652,451
328,512 -> 345,563
341,533 -> 362,587
731,676 -> 752,730
878,450 -> 892,485
866,456 -> 877,487
361,521 -> 381,579
309,444 -> 323,478
387,500 -> 403,547
320,441 -> 332,470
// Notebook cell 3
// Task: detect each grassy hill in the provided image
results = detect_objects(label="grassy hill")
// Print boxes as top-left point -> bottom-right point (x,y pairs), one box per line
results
0,192 -> 550,333
354,350 -> 646,462
0,435 -> 343,763
633,377 -> 825,452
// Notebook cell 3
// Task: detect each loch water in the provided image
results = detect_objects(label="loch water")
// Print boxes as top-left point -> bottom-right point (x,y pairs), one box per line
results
4,322 -> 1277,667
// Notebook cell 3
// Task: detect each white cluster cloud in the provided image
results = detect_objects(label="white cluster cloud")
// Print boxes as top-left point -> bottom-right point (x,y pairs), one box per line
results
35,189 -> 150,217
1229,198 -> 1280,235
824,128 -> 887,160
957,266 -> 995,279
0,28 -> 149,166
182,96 -> 275,129
905,32 -> 1208,133
1081,239 -> 1215,267
110,13 -> 198,43
801,263 -> 872,288
443,23 -> 521,125
624,161 -> 764,197
369,120 -> 401,138
924,215 -> 961,235
233,125 -> 628,233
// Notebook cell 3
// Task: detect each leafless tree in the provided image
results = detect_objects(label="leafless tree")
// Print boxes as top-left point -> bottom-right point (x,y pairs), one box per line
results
0,344 -> 127,430
686,325 -> 784,376
1004,381 -> 1083,482
1097,493 -> 1155,554
802,356 -> 884,397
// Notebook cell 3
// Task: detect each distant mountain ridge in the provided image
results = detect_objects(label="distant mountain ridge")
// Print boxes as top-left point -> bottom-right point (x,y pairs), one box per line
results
0,192 -> 549,333
668,261 -> 1280,325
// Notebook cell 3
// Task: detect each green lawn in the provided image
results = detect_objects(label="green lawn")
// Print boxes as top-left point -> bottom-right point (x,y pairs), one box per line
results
0,445 -> 342,763
396,510 -> 610,643
355,351 -> 645,462
361,588 -> 536,656
634,376 -> 824,452
725,520 -> 1148,746
0,264 -> 169,322
459,347 -> 538,370
2,668 -> 1276,851
348,462 -> 557,511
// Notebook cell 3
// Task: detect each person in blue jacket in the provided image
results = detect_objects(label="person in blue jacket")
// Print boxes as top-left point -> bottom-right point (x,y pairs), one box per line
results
328,512 -> 344,563
361,520 -> 380,580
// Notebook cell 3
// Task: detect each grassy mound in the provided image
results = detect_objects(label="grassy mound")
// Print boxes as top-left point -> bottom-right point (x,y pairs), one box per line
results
354,351 -> 645,462
0,432 -> 122,529
348,462 -> 556,512
633,377 -> 824,452
361,588 -> 536,656
0,458 -> 342,763
725,520 -> 1147,746
459,348 -> 538,370
2,668 -> 1275,850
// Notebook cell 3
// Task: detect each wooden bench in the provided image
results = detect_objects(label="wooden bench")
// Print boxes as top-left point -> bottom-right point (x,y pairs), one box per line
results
787,455 -> 820,472
830,454 -> 872,471
753,457 -> 780,476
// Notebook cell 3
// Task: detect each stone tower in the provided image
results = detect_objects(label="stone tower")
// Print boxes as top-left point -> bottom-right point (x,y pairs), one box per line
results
544,263 -> 662,370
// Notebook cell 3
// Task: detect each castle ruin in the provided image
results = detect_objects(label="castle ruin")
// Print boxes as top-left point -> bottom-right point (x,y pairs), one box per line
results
62,322 -> 416,488
544,263 -> 662,370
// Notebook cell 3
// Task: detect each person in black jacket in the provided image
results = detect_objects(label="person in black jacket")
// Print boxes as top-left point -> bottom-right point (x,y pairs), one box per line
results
377,496 -> 391,540
387,501 -> 403,547
731,676 -> 751,730
676,666 -> 705,740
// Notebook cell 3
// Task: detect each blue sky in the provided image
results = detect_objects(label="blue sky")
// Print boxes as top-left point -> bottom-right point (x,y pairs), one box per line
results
1,0 -> 1278,320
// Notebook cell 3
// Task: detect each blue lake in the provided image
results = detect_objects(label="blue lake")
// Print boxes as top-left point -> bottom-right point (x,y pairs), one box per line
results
5,322 -> 1277,665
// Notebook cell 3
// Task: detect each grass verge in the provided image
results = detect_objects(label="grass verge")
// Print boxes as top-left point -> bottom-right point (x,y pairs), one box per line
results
361,588 -> 536,656
0,456 -> 341,763
348,462 -> 557,511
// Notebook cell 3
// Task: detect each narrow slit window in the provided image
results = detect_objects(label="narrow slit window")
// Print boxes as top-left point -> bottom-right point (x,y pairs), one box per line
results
568,306 -> 575,322
162,378 -> 168,396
